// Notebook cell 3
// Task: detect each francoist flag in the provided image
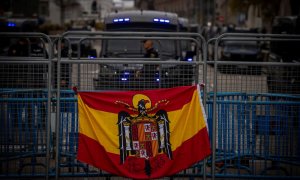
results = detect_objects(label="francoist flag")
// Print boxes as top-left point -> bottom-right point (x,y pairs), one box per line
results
77,85 -> 211,179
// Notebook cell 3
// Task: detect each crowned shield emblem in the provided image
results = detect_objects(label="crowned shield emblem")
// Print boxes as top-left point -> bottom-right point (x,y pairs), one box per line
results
131,118 -> 159,158
116,94 -> 172,176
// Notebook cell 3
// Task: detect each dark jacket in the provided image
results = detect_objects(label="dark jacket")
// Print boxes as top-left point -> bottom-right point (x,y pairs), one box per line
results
144,48 -> 158,58
143,48 -> 159,79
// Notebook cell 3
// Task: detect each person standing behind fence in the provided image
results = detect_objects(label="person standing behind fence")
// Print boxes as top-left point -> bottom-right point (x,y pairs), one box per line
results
29,38 -> 48,88
141,40 -> 159,81
2,38 -> 28,88
6,37 -> 48,88
55,40 -> 70,89
8,38 -> 29,57
143,40 -> 158,58
30,38 -> 48,58
7,38 -> 33,88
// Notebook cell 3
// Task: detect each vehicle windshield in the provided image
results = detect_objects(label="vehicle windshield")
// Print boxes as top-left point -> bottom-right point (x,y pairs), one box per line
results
103,19 -> 179,59
104,39 -> 177,58
106,40 -> 142,54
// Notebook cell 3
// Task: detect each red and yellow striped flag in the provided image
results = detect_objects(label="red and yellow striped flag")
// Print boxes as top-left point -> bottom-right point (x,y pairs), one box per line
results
77,85 -> 211,179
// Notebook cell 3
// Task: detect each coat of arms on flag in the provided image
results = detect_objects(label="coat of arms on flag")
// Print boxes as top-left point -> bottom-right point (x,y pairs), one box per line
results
116,94 -> 172,175
76,85 -> 211,179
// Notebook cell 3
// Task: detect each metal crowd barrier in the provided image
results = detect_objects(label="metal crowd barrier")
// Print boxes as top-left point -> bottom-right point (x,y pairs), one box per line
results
1,31 -> 300,179
208,33 -> 300,179
0,90 -> 49,175
0,32 -> 53,178
206,92 -> 300,178
52,31 -> 206,178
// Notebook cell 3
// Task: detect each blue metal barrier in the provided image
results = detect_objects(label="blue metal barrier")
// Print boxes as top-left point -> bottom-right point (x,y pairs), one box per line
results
55,91 -> 300,178
1,89 -> 299,178
56,90 -> 93,176
0,90 -> 49,177
207,92 -> 300,178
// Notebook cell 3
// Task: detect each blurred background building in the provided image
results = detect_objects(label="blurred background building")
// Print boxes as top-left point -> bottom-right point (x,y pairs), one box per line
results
135,0 -> 299,32
0,0 -> 299,34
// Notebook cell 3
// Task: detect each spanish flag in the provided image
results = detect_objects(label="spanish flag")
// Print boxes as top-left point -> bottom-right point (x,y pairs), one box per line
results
77,85 -> 211,179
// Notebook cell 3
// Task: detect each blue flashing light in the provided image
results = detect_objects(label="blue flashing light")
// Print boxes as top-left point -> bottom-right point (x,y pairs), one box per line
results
155,72 -> 160,82
153,18 -> 170,24
7,22 -> 16,27
187,58 -> 193,62
121,71 -> 130,81
113,18 -> 130,23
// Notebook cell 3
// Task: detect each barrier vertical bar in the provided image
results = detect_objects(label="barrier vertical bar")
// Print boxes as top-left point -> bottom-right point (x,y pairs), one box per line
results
211,34 -> 220,180
46,35 -> 53,180
201,33 -> 208,180
55,37 -> 62,179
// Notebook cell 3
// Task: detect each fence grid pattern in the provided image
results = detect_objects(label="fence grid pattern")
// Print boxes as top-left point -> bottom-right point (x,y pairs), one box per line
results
0,32 -> 299,179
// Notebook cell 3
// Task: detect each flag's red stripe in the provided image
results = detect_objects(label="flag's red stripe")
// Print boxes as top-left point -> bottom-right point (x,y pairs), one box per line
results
77,127 -> 211,179
78,86 -> 197,114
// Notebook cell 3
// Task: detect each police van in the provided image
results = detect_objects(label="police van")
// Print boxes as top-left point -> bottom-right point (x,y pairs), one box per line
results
93,10 -> 196,90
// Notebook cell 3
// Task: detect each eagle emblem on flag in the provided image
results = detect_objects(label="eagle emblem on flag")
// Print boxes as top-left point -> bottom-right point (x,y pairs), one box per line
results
116,94 -> 172,176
